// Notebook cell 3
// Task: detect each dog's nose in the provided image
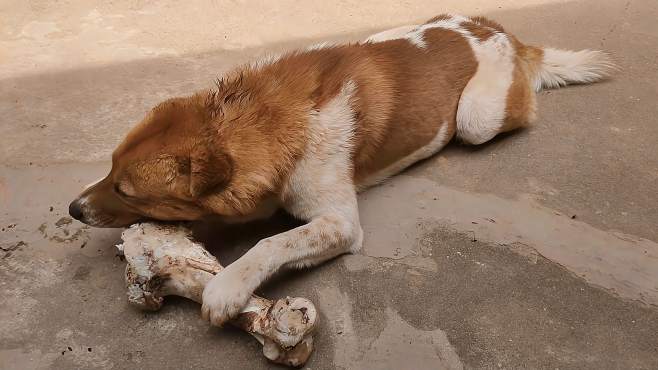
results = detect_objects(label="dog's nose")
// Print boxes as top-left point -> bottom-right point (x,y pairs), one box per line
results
68,200 -> 84,221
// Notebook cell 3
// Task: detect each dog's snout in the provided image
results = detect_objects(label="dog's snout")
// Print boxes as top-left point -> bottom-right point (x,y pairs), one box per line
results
68,200 -> 84,221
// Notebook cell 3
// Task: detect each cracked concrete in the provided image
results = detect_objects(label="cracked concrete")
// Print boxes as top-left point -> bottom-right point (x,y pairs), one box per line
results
1,0 -> 657,369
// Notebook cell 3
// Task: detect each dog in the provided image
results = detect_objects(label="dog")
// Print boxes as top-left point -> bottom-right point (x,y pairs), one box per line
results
69,14 -> 614,326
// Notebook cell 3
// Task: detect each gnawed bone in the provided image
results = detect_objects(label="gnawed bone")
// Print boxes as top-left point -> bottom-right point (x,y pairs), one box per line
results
116,223 -> 317,367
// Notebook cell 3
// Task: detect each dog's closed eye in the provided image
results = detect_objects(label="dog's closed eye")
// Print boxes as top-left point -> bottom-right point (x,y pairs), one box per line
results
114,183 -> 135,198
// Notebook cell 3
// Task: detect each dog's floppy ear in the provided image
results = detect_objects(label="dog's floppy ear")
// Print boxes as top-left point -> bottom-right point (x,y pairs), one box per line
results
189,143 -> 232,197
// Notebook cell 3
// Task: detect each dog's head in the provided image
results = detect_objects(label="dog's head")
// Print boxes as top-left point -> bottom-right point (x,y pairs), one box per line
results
68,95 -> 234,228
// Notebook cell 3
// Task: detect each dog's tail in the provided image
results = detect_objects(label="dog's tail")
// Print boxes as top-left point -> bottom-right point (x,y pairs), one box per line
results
529,46 -> 617,91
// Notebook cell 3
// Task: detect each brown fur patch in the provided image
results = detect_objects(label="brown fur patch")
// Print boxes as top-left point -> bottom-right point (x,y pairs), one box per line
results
352,27 -> 477,183
461,21 -> 497,42
503,64 -> 536,131
425,14 -> 452,23
469,16 -> 506,32
502,40 -> 544,132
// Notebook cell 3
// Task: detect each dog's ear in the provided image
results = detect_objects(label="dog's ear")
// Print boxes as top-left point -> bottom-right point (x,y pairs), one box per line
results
188,143 -> 232,197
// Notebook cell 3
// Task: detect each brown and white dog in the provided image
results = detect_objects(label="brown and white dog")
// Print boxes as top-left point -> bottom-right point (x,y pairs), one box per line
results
69,14 -> 615,326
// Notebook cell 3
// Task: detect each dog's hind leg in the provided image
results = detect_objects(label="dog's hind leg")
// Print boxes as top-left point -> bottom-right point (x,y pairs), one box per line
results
455,31 -> 526,145
457,24 -> 615,145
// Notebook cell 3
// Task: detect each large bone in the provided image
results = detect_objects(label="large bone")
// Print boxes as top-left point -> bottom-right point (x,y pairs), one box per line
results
116,223 -> 317,367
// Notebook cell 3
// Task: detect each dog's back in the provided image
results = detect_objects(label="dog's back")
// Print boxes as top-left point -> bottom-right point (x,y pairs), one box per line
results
294,14 -> 615,187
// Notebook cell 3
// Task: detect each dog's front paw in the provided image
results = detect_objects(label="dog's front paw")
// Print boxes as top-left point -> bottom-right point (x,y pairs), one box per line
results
201,272 -> 252,327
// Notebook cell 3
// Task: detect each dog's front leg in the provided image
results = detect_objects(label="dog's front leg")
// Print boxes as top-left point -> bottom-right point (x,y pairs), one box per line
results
201,78 -> 362,326
201,199 -> 362,326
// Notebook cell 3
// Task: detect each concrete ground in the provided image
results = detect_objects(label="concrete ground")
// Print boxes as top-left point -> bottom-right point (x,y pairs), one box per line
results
1,0 -> 657,369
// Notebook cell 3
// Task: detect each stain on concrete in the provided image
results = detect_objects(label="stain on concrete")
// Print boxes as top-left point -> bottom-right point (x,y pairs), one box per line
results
49,228 -> 87,243
360,175 -> 658,306
340,227 -> 658,369
316,285 -> 360,368
0,348 -> 58,370
55,217 -> 72,228
72,265 -> 91,281
1,240 -> 26,258
354,308 -> 463,370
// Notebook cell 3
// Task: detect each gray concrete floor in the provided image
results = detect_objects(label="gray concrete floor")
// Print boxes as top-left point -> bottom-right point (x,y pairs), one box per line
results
1,1 -> 657,369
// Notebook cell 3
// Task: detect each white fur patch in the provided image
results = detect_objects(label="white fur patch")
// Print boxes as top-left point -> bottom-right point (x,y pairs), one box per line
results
284,81 -> 358,220
456,32 -> 516,144
359,121 -> 453,189
365,15 -> 472,48
404,15 -> 475,48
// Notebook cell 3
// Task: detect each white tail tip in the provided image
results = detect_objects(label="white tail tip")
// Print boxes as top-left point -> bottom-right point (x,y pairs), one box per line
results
535,48 -> 618,91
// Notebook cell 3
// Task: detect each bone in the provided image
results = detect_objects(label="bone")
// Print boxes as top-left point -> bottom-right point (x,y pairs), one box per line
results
116,223 -> 317,367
